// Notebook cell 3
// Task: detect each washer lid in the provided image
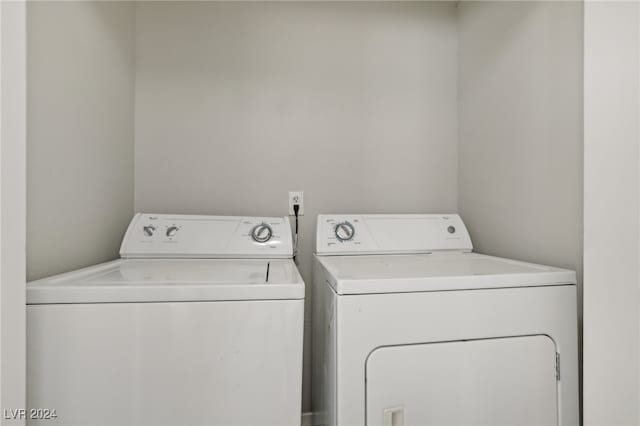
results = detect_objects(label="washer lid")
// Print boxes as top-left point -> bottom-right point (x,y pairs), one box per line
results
27,259 -> 304,304
316,253 -> 576,295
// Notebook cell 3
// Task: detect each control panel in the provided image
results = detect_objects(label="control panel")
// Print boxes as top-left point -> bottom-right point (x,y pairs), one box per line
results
316,214 -> 473,256
120,214 -> 293,259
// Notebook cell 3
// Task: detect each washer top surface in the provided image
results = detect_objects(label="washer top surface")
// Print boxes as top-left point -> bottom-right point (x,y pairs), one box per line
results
316,252 -> 576,295
28,258 -> 304,304
28,213 -> 304,304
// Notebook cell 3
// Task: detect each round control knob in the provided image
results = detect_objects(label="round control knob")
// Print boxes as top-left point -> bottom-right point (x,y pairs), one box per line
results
143,225 -> 156,237
251,223 -> 273,243
335,221 -> 355,242
166,226 -> 179,237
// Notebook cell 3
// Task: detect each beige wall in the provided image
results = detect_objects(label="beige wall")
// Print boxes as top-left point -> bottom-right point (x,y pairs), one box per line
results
583,3 -> 640,425
1,0 -> 27,421
458,1 -> 583,272
134,1 -> 458,409
27,1 -> 135,281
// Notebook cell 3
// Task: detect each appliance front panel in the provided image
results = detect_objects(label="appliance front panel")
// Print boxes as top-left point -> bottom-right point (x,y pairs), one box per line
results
328,284 -> 578,426
316,214 -> 472,255
120,213 -> 293,258
366,336 -> 558,426
27,300 -> 304,426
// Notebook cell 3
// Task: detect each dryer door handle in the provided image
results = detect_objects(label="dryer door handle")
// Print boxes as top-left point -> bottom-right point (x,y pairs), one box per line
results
383,406 -> 404,426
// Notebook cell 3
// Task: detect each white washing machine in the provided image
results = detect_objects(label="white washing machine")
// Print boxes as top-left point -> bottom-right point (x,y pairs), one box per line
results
27,213 -> 304,426
312,214 -> 578,426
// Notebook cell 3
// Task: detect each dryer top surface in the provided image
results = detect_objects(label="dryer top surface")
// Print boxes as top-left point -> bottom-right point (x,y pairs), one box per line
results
316,252 -> 575,295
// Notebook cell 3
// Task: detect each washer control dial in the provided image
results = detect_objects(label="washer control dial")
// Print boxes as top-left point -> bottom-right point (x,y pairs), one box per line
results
251,223 -> 273,243
143,225 -> 156,237
166,226 -> 179,237
335,221 -> 355,242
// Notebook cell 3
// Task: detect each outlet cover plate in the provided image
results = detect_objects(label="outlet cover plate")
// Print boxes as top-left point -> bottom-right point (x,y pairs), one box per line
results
289,191 -> 304,216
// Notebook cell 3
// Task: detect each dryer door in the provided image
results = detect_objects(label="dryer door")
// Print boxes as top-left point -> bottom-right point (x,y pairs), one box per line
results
366,335 -> 558,426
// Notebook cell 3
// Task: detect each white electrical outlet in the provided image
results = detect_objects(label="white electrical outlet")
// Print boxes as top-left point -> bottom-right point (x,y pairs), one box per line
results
289,191 -> 304,216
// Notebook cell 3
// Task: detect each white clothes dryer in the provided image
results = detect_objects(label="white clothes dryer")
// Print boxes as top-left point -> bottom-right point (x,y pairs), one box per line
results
312,214 -> 578,426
